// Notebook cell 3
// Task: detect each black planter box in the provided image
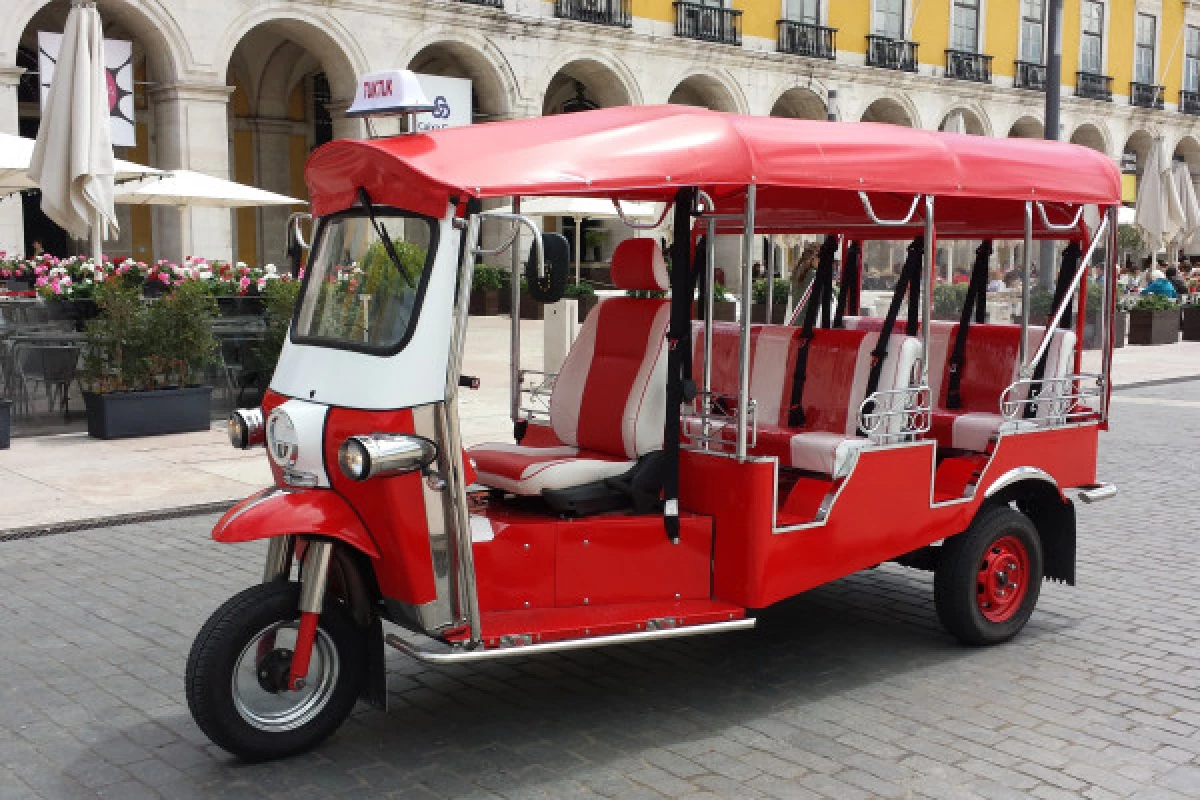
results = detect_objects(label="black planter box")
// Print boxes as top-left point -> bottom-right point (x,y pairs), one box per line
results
3,279 -> 31,292
216,296 -> 266,317
519,295 -> 545,321
1128,309 -> 1180,346
750,303 -> 788,324
0,398 -> 10,449
46,299 -> 100,331
1183,306 -> 1200,341
574,294 -> 599,321
469,289 -> 502,316
84,386 -> 213,439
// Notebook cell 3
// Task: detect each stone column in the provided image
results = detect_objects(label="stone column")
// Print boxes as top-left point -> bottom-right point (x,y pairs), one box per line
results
149,81 -> 235,263
0,67 -> 24,257
248,117 -> 298,267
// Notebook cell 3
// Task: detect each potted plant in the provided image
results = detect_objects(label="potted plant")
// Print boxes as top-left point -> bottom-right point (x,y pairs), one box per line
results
1183,297 -> 1200,341
1,253 -> 33,292
750,278 -> 790,324
711,283 -> 737,322
210,261 -> 268,316
934,283 -> 970,322
1127,293 -> 1179,345
582,228 -> 606,263
81,281 -> 219,439
469,265 -> 505,316
564,282 -> 598,321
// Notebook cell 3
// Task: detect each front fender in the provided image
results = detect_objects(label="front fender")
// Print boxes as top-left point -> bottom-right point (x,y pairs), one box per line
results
213,488 -> 380,558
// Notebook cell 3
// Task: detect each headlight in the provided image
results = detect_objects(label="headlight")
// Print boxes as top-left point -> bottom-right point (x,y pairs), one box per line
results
228,408 -> 265,449
266,409 -> 300,468
338,433 -> 438,481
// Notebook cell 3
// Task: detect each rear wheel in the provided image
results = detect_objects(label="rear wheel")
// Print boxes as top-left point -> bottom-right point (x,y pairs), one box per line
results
934,506 -> 1043,645
186,581 -> 365,761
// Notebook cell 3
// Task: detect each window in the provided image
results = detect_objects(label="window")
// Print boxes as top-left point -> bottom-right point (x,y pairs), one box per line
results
294,210 -> 438,353
1080,0 -> 1104,74
785,0 -> 819,25
1134,13 -> 1156,85
1020,0 -> 1045,64
951,0 -> 980,52
1186,26 -> 1200,92
874,0 -> 904,39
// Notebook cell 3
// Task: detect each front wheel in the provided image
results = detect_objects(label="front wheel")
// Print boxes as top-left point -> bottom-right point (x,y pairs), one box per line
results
186,581 -> 365,761
934,506 -> 1044,646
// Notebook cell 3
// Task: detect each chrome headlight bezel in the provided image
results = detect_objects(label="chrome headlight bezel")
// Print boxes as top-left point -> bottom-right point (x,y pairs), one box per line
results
338,433 -> 438,481
228,408 -> 265,449
266,409 -> 300,468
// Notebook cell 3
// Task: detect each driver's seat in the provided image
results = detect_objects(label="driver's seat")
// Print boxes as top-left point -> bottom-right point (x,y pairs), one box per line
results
468,238 -> 670,496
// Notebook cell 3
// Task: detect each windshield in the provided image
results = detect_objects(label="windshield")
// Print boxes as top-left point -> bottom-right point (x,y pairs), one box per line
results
293,209 -> 438,353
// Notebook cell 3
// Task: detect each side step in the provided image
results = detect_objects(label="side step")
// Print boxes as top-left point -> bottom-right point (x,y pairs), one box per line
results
386,617 -> 755,665
1076,483 -> 1117,504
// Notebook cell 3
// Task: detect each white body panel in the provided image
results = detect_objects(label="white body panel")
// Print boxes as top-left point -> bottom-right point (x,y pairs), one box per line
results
269,211 -> 459,410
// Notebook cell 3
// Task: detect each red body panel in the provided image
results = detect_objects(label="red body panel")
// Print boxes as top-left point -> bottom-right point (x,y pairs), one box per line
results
212,488 -> 380,558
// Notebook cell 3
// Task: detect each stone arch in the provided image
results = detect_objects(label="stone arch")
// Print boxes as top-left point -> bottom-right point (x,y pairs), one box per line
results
1008,115 -> 1045,139
859,94 -> 919,128
667,71 -> 745,114
938,106 -> 990,136
406,33 -> 519,121
539,53 -> 641,115
1174,135 -> 1200,174
769,86 -> 827,119
1123,129 -> 1155,175
1069,122 -> 1110,157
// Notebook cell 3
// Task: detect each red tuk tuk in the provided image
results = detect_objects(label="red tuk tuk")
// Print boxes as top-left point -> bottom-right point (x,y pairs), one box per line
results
185,105 -> 1121,760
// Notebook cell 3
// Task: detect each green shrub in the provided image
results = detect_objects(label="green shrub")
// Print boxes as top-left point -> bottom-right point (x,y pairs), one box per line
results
933,283 -> 969,320
254,279 -> 302,381
472,265 -> 506,291
1132,293 -> 1177,311
564,282 -> 596,298
751,278 -> 790,305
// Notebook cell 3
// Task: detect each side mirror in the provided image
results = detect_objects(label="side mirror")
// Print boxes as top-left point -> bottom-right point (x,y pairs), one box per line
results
287,212 -> 312,279
525,232 -> 569,303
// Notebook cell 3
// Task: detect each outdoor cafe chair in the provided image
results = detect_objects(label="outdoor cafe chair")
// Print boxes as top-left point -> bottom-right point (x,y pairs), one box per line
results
10,341 -> 80,417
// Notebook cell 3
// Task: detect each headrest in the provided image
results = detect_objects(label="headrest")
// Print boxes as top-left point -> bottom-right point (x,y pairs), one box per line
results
610,238 -> 668,292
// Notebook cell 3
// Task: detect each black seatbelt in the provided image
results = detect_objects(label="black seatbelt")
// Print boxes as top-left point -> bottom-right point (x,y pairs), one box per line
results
662,188 -> 699,544
1024,241 -> 1082,419
945,240 -> 993,410
786,235 -> 839,427
833,240 -> 862,328
862,237 -> 924,414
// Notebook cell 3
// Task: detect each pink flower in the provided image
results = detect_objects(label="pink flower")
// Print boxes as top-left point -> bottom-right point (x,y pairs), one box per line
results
51,282 -> 61,295
238,276 -> 251,292
159,273 -> 171,285
35,276 -> 47,287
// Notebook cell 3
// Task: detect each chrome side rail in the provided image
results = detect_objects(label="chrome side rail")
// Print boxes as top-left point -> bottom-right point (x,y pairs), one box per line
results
681,395 -> 757,453
999,372 -> 1104,425
858,385 -> 932,445
517,369 -> 556,423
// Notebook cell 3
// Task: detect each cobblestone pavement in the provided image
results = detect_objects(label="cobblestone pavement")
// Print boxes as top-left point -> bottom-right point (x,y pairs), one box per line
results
3,382 -> 1200,799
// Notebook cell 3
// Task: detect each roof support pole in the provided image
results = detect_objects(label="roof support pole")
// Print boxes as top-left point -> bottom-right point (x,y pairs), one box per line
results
921,195 -> 935,389
736,184 -> 757,462
702,216 -> 717,450
765,234 -> 776,320
1020,200 -> 1033,375
510,197 -> 522,427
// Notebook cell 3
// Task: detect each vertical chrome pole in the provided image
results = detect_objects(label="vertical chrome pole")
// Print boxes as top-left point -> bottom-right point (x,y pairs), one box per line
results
1102,205 -> 1117,422
509,197 -> 522,425
447,214 -> 484,645
703,217 -> 717,450
1020,201 -> 1034,376
262,535 -> 293,583
736,185 -> 757,462
922,196 -> 935,388
765,234 -> 776,321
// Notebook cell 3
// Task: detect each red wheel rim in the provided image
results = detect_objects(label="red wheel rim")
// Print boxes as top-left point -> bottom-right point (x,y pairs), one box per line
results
976,535 -> 1029,623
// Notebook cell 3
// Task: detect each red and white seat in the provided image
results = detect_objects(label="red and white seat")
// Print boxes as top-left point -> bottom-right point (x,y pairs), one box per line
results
688,322 -> 922,477
469,238 -> 669,495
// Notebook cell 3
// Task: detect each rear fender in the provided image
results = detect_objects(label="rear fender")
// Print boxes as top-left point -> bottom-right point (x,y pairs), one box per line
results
213,488 -> 381,559
981,474 -> 1076,586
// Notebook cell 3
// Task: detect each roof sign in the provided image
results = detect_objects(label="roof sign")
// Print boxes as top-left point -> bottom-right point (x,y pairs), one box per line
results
346,70 -> 434,117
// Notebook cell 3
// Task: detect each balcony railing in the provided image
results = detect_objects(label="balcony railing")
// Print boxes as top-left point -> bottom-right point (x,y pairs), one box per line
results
1182,89 -> 1200,115
865,35 -> 918,72
776,21 -> 836,60
674,2 -> 742,46
1076,71 -> 1112,102
555,0 -> 632,27
1013,60 -> 1047,91
1130,81 -> 1165,110
945,50 -> 993,83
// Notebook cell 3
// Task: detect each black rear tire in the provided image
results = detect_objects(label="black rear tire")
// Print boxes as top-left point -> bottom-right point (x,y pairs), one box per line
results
186,581 -> 365,761
935,505 -> 1044,646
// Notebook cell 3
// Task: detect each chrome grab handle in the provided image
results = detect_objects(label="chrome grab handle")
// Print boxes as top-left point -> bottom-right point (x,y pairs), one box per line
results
1034,202 -> 1086,233
858,385 -> 932,445
287,212 -> 312,250
612,199 -> 673,230
858,191 -> 922,226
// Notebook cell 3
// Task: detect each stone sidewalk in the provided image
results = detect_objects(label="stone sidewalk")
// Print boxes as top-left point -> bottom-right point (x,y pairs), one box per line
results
1,316 -> 1197,533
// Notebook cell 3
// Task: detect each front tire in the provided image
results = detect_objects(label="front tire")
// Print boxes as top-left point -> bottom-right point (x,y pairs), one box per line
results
186,581 -> 365,761
935,506 -> 1044,646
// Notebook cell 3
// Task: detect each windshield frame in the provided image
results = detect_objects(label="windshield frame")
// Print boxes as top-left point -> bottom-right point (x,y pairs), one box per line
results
289,205 -> 441,357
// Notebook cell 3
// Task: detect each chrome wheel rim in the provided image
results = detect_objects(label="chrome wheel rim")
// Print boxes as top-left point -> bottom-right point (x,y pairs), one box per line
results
231,621 -> 339,732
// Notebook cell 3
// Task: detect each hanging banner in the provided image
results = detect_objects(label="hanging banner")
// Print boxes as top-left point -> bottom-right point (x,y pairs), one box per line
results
38,32 -> 136,148
412,74 -> 473,132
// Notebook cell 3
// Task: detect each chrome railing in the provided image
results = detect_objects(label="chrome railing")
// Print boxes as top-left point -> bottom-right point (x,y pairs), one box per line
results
681,394 -> 756,453
1130,81 -> 1165,109
858,385 -> 932,446
674,2 -> 742,45
777,21 -> 836,60
518,369 -> 555,423
865,35 -> 918,72
1014,60 -> 1046,91
1076,71 -> 1113,102
1000,373 -> 1104,426
555,0 -> 632,27
945,50 -> 993,83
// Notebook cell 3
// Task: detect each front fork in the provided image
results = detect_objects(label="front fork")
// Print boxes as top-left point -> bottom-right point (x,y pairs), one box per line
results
261,535 -> 333,691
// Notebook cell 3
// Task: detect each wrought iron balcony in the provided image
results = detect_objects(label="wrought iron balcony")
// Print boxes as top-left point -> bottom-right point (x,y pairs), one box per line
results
1013,61 -> 1047,91
777,21 -> 836,60
555,0 -> 631,27
945,50 -> 992,83
1130,81 -> 1165,110
865,35 -> 918,72
1181,89 -> 1200,115
674,2 -> 742,46
1075,71 -> 1112,102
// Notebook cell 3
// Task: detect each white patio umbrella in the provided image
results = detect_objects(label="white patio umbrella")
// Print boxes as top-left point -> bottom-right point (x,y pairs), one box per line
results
113,169 -> 304,257
1134,136 -> 1185,255
26,1 -> 116,260
942,111 -> 967,135
1170,160 -> 1200,252
496,196 -> 661,282
1,132 -> 158,194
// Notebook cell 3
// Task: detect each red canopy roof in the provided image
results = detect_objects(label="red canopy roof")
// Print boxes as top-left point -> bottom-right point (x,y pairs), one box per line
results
306,105 -> 1121,228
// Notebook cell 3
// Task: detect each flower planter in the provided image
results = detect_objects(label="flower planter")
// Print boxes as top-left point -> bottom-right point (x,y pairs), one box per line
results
3,279 -> 31,292
519,295 -> 545,321
46,298 -> 100,331
0,398 -> 10,449
84,386 -> 213,439
712,301 -> 738,322
469,289 -> 502,316
1128,309 -> 1179,345
750,303 -> 788,324
574,294 -> 599,321
216,296 -> 266,317
142,281 -> 169,298
1184,306 -> 1200,342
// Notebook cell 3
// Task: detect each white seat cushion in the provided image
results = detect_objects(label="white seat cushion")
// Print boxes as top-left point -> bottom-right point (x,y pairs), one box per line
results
469,444 -> 634,495
788,431 -> 872,478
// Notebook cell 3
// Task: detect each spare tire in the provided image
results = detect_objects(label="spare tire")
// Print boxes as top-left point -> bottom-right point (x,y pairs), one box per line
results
525,232 -> 570,303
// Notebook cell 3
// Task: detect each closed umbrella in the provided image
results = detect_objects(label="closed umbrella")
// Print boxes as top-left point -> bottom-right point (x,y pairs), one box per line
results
1134,136 -> 1185,255
1170,160 -> 1200,252
26,0 -> 116,259
942,111 -> 967,135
